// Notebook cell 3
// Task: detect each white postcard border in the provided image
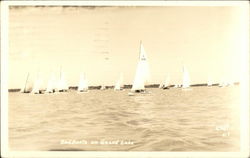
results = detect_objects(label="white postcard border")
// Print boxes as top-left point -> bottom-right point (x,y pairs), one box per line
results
1,1 -> 249,158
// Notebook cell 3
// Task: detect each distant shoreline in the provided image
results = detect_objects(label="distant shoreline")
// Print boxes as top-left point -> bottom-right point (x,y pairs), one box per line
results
8,82 -> 240,92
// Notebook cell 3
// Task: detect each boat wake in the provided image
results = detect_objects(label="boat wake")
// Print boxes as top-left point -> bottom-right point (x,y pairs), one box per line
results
182,88 -> 193,91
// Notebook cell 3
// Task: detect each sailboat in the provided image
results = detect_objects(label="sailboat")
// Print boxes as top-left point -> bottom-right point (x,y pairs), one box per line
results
227,81 -> 234,86
100,85 -> 106,90
162,76 -> 170,90
45,78 -> 53,93
114,73 -> 124,91
182,65 -> 191,89
58,68 -> 68,92
20,72 -> 30,93
218,81 -> 224,87
219,78 -> 228,87
207,78 -> 212,87
45,72 -> 57,93
31,72 -> 43,94
78,73 -> 88,92
159,83 -> 163,89
129,41 -> 150,94
174,84 -> 178,88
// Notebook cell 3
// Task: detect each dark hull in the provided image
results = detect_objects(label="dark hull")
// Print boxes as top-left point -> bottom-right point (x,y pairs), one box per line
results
59,90 -> 68,92
78,90 -> 88,92
134,90 -> 146,93
34,90 -> 44,94
163,86 -> 170,90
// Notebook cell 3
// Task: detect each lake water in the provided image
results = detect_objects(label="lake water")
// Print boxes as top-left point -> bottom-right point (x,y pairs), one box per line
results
9,86 -> 240,151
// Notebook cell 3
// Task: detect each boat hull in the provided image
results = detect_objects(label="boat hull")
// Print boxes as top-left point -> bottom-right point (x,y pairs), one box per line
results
162,86 -> 170,90
59,90 -> 68,92
128,90 -> 151,96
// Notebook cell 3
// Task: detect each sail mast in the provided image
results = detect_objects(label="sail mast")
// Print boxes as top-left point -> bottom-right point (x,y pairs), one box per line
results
23,72 -> 30,92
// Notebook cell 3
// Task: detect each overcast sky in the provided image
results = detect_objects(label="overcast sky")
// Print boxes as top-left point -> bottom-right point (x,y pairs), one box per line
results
8,6 -> 245,88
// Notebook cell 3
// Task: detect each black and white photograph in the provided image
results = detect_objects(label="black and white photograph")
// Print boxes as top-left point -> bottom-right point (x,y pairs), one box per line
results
1,1 -> 249,158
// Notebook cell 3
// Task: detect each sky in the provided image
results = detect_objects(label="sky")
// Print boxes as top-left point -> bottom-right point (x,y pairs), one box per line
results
8,6 -> 246,88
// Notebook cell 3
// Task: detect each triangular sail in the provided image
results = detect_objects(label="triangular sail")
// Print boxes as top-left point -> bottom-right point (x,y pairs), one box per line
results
159,83 -> 163,88
207,78 -> 212,86
131,42 -> 150,92
78,73 -> 88,92
114,82 -> 120,90
58,68 -> 68,91
219,78 -> 226,87
20,72 -> 30,93
45,79 -> 53,93
45,73 -> 57,93
182,65 -> 190,88
163,76 -> 170,88
100,85 -> 106,90
31,72 -> 42,94
114,73 -> 123,90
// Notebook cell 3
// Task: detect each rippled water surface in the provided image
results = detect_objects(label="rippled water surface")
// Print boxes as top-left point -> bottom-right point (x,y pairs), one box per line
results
9,86 -> 240,151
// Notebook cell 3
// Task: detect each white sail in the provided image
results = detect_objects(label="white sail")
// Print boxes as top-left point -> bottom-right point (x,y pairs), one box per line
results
174,84 -> 178,88
159,83 -> 163,88
31,80 -> 40,94
45,79 -> 53,93
219,82 -> 224,87
219,78 -> 228,87
100,85 -> 106,90
58,69 -> 68,91
182,65 -> 190,88
131,42 -> 150,92
163,76 -> 170,88
31,78 -> 41,94
31,72 -> 43,94
20,87 -> 25,93
20,72 -> 30,93
114,73 -> 123,91
114,82 -> 120,90
45,73 -> 57,93
207,78 -> 212,86
78,73 -> 88,92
